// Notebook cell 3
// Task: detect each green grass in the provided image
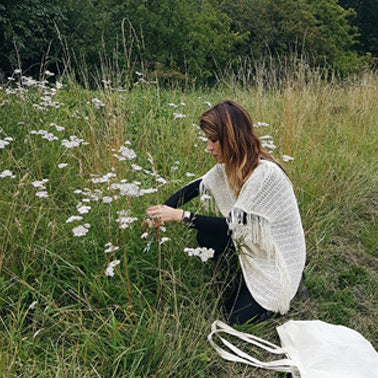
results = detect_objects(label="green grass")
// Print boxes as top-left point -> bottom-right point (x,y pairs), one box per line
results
0,70 -> 377,377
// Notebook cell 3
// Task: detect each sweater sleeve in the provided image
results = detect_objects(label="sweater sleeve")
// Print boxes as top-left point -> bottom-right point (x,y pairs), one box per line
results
163,179 -> 201,208
163,179 -> 230,233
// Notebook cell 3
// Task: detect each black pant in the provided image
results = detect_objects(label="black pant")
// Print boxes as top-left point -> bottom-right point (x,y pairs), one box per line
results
196,228 -> 271,325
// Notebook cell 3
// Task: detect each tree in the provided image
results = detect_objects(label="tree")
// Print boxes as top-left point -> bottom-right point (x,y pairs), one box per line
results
338,0 -> 378,56
0,0 -> 65,76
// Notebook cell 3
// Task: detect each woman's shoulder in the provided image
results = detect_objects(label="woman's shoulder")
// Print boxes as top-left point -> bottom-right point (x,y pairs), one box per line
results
250,159 -> 291,186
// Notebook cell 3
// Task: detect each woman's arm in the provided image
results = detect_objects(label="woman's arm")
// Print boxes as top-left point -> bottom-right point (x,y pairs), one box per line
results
144,179 -> 201,223
163,179 -> 201,208
145,178 -> 230,235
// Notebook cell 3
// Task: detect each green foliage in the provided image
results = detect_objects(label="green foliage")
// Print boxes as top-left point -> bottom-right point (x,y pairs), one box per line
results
0,0 -> 66,75
0,0 -> 372,83
339,0 -> 378,56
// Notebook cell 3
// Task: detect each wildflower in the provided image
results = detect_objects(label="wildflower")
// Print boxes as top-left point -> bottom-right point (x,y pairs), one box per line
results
91,173 -> 116,184
255,122 -> 270,127
203,101 -> 211,107
114,145 -> 137,161
141,232 -> 149,239
28,301 -> 38,310
45,70 -> 55,77
102,196 -> 113,204
185,172 -> 195,177
56,82 -> 63,89
198,136 -> 207,142
66,215 -> 83,223
0,170 -> 15,178
135,71 -> 143,76
35,191 -> 49,198
160,237 -> 170,245
139,188 -> 158,195
58,163 -> 68,169
259,135 -> 276,151
116,210 -> 138,229
72,224 -> 90,237
91,97 -> 105,108
168,102 -> 178,108
61,136 -> 88,148
0,140 -> 10,148
200,194 -> 212,202
32,179 -> 48,189
156,177 -> 167,184
111,183 -> 140,197
104,242 -> 120,253
42,132 -> 58,142
76,204 -> 91,214
173,112 -> 186,120
131,164 -> 143,171
183,247 -> 215,262
104,260 -> 120,277
50,123 -> 65,132
283,155 -> 294,162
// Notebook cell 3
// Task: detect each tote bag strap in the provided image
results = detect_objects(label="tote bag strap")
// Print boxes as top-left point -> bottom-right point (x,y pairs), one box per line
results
208,320 -> 298,374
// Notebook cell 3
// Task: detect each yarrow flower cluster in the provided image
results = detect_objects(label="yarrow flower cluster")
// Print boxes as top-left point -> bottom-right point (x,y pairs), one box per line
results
104,242 -> 120,253
0,169 -> 15,178
72,223 -> 90,237
61,135 -> 89,149
183,247 -> 215,262
0,137 -> 13,149
104,260 -> 120,277
113,144 -> 137,161
116,210 -> 138,229
32,179 -> 49,198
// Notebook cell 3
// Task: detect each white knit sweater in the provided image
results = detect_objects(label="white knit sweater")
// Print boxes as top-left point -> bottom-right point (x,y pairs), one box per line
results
201,160 -> 306,314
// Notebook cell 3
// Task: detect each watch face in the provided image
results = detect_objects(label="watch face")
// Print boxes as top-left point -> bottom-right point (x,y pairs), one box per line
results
182,211 -> 192,226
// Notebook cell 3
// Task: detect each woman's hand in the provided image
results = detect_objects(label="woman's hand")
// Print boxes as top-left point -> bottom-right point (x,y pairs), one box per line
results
144,205 -> 184,226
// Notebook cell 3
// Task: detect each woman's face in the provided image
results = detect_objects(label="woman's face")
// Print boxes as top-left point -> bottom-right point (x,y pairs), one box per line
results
206,136 -> 223,163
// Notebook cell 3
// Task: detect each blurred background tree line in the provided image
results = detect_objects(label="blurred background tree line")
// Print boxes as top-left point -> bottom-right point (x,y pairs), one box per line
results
0,0 -> 376,84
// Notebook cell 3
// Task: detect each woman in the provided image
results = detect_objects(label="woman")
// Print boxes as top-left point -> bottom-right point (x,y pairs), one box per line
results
145,101 -> 306,325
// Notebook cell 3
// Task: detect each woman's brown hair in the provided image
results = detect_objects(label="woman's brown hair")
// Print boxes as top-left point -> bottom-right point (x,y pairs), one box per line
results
199,101 -> 279,197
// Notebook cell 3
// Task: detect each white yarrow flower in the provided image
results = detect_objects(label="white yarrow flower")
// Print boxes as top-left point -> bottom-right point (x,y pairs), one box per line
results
105,260 -> 120,277
255,121 -> 270,127
72,224 -> 90,237
283,155 -> 294,162
173,112 -> 186,120
0,170 -> 15,178
28,301 -> 38,310
66,215 -> 83,223
183,247 -> 215,262
77,204 -> 91,214
32,179 -> 48,189
35,191 -> 49,198
160,237 -> 170,245
104,243 -> 120,253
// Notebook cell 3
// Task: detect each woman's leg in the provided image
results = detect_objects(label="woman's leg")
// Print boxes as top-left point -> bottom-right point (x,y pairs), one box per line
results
196,227 -> 233,262
224,275 -> 271,325
196,228 -> 270,324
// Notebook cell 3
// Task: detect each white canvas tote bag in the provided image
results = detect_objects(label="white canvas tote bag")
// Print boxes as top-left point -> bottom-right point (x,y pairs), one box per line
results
208,319 -> 378,377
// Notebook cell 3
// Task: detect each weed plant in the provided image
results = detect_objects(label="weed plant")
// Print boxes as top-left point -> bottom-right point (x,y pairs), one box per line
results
0,69 -> 377,377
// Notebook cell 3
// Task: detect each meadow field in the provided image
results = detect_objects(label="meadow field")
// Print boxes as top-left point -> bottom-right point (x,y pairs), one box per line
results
0,69 -> 377,377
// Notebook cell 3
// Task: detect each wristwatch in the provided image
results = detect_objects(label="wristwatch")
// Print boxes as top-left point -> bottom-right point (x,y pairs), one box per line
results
181,210 -> 192,226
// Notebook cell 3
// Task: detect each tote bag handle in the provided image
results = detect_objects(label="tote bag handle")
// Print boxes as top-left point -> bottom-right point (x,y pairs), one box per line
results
208,320 -> 299,374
